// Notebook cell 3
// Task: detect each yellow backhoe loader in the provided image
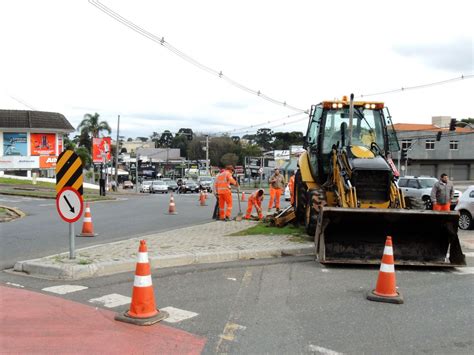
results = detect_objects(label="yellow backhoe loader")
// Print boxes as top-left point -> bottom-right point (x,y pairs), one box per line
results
294,94 -> 465,266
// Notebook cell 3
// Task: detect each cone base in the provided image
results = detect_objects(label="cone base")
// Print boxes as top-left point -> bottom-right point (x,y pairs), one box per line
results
115,310 -> 169,326
76,233 -> 98,237
166,212 -> 178,215
367,290 -> 404,304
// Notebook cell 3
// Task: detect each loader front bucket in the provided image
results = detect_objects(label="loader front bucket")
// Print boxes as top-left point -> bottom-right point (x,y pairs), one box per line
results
315,207 -> 465,267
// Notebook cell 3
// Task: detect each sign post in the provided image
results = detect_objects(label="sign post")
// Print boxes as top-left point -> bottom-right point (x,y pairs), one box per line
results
56,150 -> 84,259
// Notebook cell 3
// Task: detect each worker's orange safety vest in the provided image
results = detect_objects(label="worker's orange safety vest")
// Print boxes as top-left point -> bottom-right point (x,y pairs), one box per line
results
215,171 -> 236,194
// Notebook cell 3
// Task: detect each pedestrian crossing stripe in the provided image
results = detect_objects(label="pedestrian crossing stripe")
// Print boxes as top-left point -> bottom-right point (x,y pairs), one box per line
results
56,150 -> 83,195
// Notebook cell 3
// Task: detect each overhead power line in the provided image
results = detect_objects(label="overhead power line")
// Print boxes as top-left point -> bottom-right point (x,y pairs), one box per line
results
89,0 -> 307,113
358,74 -> 473,98
215,112 -> 305,135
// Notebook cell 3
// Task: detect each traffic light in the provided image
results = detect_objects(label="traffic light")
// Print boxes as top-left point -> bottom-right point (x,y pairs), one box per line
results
449,118 -> 456,131
436,131 -> 442,141
401,148 -> 408,161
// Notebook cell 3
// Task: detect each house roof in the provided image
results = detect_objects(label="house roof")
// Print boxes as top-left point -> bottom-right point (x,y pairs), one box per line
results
0,109 -> 74,132
393,123 -> 472,133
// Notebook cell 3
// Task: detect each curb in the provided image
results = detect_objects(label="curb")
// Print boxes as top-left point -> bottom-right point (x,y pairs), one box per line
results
13,245 -> 315,280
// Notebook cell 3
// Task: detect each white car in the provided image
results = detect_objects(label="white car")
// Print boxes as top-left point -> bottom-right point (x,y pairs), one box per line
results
455,186 -> 474,230
140,180 -> 152,193
150,181 -> 169,194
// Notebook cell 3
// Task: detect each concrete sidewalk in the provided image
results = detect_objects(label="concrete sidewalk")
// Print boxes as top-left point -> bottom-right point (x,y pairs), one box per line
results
13,220 -> 315,280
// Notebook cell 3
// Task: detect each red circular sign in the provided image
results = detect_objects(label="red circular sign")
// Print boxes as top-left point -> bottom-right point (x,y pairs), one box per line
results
56,187 -> 84,223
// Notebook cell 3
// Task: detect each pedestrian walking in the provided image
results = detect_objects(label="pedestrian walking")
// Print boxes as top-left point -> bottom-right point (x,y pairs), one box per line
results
214,165 -> 238,221
430,173 -> 454,211
268,168 -> 286,212
245,188 -> 264,220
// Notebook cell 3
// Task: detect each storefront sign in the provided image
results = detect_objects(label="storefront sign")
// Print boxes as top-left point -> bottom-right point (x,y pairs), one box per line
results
30,133 -> 56,155
3,132 -> 27,156
40,155 -> 58,169
0,156 -> 39,170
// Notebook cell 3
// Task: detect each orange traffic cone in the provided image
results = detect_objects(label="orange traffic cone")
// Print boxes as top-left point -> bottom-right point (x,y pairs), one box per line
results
199,190 -> 207,206
241,191 -> 246,201
115,240 -> 168,325
367,236 -> 403,304
76,203 -> 97,237
168,194 -> 178,215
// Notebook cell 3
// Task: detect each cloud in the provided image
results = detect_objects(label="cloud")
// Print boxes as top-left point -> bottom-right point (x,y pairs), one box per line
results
393,37 -> 473,72
213,101 -> 248,110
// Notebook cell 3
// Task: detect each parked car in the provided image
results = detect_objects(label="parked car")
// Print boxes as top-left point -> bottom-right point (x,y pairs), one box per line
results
123,180 -> 134,189
397,176 -> 461,210
166,180 -> 179,192
455,186 -> 474,230
150,180 -> 169,194
181,180 -> 200,193
140,180 -> 152,193
198,176 -> 214,192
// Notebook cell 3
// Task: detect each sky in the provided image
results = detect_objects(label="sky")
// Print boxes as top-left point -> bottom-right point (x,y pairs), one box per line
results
0,0 -> 472,139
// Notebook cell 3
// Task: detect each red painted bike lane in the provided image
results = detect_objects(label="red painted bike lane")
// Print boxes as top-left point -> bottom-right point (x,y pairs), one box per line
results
0,286 -> 206,354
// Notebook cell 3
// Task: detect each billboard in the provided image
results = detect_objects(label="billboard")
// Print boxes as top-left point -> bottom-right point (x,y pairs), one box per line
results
0,156 -> 39,170
31,133 -> 56,155
3,133 -> 27,156
92,137 -> 112,163
40,155 -> 58,169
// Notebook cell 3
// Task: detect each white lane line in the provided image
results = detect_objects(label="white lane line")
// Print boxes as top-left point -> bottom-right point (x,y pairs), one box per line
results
464,252 -> 474,257
89,293 -> 131,308
6,282 -> 24,288
42,285 -> 88,294
321,269 -> 329,273
39,203 -> 55,207
308,344 -> 343,355
453,267 -> 474,275
227,277 -> 237,281
161,306 -> 199,323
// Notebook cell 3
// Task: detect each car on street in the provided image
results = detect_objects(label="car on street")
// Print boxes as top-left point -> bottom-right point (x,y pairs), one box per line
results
181,180 -> 200,193
455,185 -> 474,230
140,180 -> 152,193
150,180 -> 169,194
397,176 -> 461,210
166,180 -> 179,192
198,176 -> 214,192
123,180 -> 134,189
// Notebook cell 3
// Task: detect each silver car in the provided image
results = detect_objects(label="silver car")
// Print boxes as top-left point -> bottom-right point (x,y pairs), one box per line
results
140,180 -> 152,193
150,180 -> 169,194
455,186 -> 474,230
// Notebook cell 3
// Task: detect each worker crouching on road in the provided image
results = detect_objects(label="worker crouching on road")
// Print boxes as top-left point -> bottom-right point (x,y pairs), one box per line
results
430,173 -> 453,211
268,168 -> 286,212
214,165 -> 238,221
245,189 -> 264,220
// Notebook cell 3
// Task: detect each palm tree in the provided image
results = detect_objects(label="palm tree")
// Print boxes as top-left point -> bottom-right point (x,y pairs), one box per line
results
77,113 -> 112,139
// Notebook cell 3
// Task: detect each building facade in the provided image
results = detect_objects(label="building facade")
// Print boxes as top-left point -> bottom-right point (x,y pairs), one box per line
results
393,120 -> 474,181
0,110 -> 74,177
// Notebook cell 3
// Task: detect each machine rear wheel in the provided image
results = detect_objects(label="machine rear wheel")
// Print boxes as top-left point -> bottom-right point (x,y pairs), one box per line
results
305,188 -> 326,237
294,170 -> 307,224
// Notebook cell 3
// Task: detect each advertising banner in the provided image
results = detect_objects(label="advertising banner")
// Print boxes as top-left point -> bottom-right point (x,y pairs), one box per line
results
0,156 -> 39,170
31,133 -> 56,155
40,155 -> 58,169
3,133 -> 27,156
92,137 -> 112,163
58,135 -> 63,153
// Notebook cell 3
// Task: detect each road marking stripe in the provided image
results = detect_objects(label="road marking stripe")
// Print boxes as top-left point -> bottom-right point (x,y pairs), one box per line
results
227,277 -> 237,281
6,282 -> 24,288
464,252 -> 474,257
134,275 -> 152,287
89,293 -> 131,308
161,306 -> 199,323
219,322 -> 246,341
453,267 -> 474,275
42,285 -> 88,294
308,344 -> 343,354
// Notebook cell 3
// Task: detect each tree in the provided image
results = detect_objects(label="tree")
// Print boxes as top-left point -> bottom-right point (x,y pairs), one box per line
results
77,112 -> 111,139
171,134 -> 188,158
127,137 -> 133,142
136,137 -> 148,142
231,136 -> 240,144
255,128 -> 273,150
177,128 -> 194,141
159,130 -> 174,148
75,146 -> 92,169
220,153 -> 239,167
150,132 -> 160,148
75,130 -> 92,153
272,131 -> 304,150
242,134 -> 256,145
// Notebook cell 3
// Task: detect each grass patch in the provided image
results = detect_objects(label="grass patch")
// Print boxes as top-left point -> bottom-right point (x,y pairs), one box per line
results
0,177 -> 55,188
229,223 -> 308,238
78,259 -> 92,265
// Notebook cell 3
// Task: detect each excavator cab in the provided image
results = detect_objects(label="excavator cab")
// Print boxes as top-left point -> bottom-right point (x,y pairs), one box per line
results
295,96 -> 465,267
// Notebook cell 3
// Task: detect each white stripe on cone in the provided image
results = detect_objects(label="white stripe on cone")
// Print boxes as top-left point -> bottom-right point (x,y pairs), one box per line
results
83,217 -> 92,223
137,252 -> 149,263
85,207 -> 91,213
134,275 -> 153,287
380,263 -> 395,273
384,246 -> 393,256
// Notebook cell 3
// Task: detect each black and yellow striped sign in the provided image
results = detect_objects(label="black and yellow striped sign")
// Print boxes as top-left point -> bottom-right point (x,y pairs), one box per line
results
56,150 -> 83,195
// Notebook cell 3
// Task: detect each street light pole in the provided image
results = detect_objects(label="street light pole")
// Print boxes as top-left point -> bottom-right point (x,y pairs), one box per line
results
206,135 -> 209,175
114,114 -> 120,189
135,151 -> 139,194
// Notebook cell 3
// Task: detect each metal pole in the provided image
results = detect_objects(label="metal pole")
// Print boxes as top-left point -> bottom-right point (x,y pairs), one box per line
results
397,150 -> 401,174
135,152 -> 139,193
69,222 -> 75,259
206,135 -> 209,175
348,93 -> 354,146
115,114 -> 120,189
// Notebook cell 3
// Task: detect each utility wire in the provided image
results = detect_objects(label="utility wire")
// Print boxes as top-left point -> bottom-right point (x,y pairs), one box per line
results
358,74 -> 473,98
215,112 -> 305,135
89,0 -> 307,113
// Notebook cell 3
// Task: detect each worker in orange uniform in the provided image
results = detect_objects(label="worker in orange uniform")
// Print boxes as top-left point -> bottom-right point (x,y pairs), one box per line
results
268,168 -> 286,212
430,173 -> 453,211
214,165 -> 238,221
288,170 -> 296,206
245,188 -> 264,220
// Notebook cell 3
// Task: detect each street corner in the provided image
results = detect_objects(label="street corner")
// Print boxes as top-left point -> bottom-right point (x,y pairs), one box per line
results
0,285 -> 207,354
